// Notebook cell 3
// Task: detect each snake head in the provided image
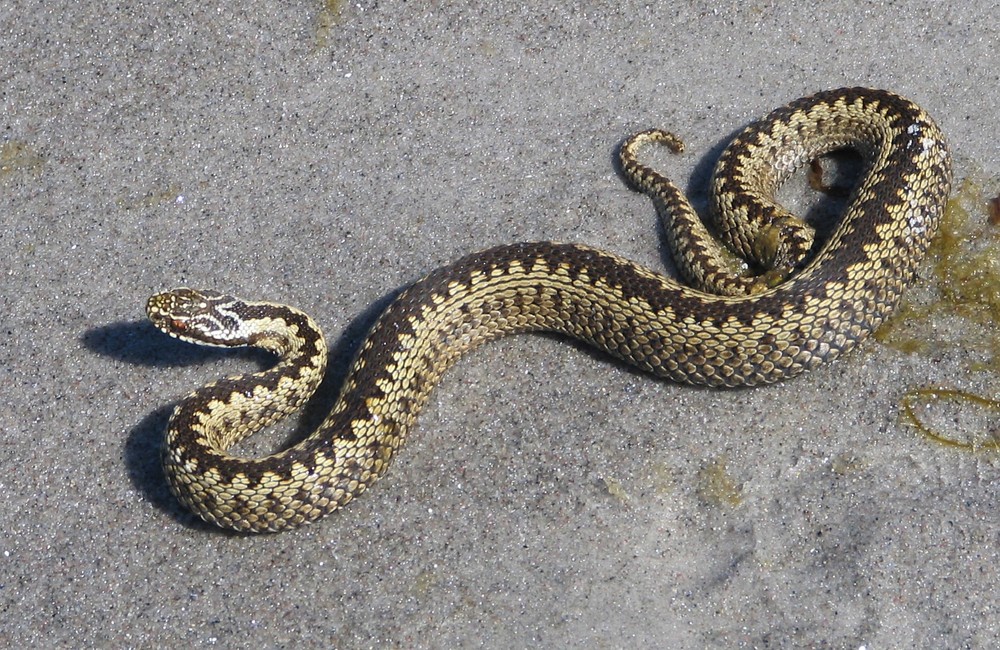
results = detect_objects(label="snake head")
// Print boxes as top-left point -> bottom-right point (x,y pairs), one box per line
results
147,288 -> 249,347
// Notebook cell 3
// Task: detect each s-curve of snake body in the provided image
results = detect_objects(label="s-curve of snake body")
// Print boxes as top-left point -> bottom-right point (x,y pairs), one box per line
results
146,88 -> 952,532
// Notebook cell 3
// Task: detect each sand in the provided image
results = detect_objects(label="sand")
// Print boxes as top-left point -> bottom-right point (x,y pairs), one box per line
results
2,1 -> 999,647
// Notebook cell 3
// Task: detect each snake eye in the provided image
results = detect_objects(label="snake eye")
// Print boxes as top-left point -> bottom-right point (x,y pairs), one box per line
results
171,319 -> 188,331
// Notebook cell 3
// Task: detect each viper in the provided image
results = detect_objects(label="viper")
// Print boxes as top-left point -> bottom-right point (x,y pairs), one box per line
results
147,88 -> 952,532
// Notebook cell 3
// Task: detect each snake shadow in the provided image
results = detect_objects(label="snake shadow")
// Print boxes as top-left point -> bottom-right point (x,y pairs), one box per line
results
83,289 -> 400,533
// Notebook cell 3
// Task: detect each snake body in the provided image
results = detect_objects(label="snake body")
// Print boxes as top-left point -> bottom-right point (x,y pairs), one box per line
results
147,88 -> 952,532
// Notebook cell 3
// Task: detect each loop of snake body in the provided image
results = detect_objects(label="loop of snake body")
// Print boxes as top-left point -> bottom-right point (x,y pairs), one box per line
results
147,88 -> 952,532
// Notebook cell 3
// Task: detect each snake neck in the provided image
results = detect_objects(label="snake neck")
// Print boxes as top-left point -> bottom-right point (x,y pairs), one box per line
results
165,305 -> 328,457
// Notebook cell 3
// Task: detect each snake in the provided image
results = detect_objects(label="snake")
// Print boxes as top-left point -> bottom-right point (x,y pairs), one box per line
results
146,88 -> 952,533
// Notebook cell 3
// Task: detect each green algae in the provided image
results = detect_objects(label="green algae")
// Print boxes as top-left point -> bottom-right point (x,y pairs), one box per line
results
900,388 -> 1000,451
875,169 -> 1000,371
696,456 -> 742,506
0,141 -> 43,179
315,0 -> 344,49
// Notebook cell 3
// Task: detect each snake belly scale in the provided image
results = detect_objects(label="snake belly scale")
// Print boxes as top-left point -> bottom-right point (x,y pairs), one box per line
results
146,88 -> 952,532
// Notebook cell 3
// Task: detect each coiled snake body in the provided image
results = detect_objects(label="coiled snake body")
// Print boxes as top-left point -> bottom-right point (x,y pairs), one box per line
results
147,88 -> 952,532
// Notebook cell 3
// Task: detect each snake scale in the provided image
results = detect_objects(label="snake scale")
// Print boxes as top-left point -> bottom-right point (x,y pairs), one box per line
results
147,88 -> 952,532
